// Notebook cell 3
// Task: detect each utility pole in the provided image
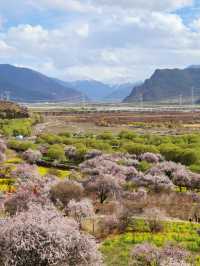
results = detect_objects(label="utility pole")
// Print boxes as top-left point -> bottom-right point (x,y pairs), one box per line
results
82,93 -> 86,109
140,93 -> 143,109
5,91 -> 10,101
179,94 -> 183,105
191,87 -> 194,106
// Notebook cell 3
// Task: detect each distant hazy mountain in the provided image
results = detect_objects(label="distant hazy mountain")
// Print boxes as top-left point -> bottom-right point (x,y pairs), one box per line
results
0,64 -> 82,102
124,67 -> 200,103
0,64 -> 140,103
187,65 -> 200,69
69,80 -> 116,101
105,83 -> 141,102
59,79 -> 138,102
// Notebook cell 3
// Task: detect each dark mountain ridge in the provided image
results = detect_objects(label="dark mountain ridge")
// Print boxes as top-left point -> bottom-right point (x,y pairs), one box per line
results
0,64 -> 82,102
124,67 -> 200,103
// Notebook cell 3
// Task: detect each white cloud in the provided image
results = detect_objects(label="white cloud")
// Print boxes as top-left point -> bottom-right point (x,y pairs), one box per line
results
6,25 -> 49,44
190,18 -> 200,31
0,40 -> 14,55
76,23 -> 90,38
0,15 -> 199,82
28,0 -> 95,13
28,0 -> 193,13
0,16 -> 5,29
0,0 -> 199,83
0,0 -> 192,16
91,0 -> 193,12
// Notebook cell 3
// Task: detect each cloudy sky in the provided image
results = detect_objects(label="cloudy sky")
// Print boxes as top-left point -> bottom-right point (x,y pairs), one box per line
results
0,0 -> 200,83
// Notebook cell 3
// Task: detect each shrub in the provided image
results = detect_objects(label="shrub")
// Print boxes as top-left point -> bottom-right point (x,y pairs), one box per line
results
67,198 -> 95,227
80,154 -> 138,181
99,215 -> 119,236
178,149 -> 199,166
132,173 -> 174,192
172,167 -> 191,191
11,163 -> 39,181
159,144 -> 182,162
144,208 -> 164,233
59,132 -> 71,138
160,244 -> 190,265
37,133 -> 63,144
74,143 -> 88,162
47,144 -> 66,162
0,140 -> 7,153
117,209 -> 133,233
4,179 -> 50,215
159,145 -> 199,166
22,149 -> 42,163
65,145 -> 77,160
148,161 -> 185,178
0,118 -> 32,136
190,172 -> 200,190
189,164 -> 200,174
85,149 -> 103,160
118,130 -> 137,140
8,139 -> 35,151
0,152 -> 6,163
85,175 -> 121,204
0,205 -> 102,266
68,170 -> 82,181
130,243 -> 190,266
97,131 -> 114,140
50,180 -> 84,207
145,208 -> 164,233
91,141 -> 112,152
47,168 -> 63,178
137,161 -> 152,172
123,143 -> 159,155
130,243 -> 160,266
140,152 -> 162,164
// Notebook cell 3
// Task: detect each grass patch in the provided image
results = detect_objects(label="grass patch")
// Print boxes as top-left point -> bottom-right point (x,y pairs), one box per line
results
101,220 -> 200,266
5,157 -> 23,164
37,166 -> 70,179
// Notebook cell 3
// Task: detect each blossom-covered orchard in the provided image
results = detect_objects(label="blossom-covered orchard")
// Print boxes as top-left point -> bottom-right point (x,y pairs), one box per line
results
1,132 -> 200,265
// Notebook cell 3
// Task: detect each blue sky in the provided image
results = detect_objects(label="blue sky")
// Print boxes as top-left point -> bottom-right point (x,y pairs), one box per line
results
0,0 -> 200,83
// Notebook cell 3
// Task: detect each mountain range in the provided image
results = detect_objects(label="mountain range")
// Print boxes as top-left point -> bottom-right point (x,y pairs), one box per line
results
0,64 -> 134,102
0,64 -> 83,102
3,63 -> 200,104
105,83 -> 141,102
56,79 -> 137,102
124,66 -> 200,103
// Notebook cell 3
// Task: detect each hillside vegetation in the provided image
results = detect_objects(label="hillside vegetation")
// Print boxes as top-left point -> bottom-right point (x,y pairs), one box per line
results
0,101 -> 29,119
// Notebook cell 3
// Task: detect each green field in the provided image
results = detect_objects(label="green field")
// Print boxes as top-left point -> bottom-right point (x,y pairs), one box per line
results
101,219 -> 200,265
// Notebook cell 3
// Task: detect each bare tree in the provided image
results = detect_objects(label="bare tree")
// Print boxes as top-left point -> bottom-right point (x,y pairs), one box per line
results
50,180 -> 84,207
86,175 -> 121,204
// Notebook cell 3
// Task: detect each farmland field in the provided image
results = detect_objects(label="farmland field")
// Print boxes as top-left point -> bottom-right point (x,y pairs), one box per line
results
29,103 -> 200,136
